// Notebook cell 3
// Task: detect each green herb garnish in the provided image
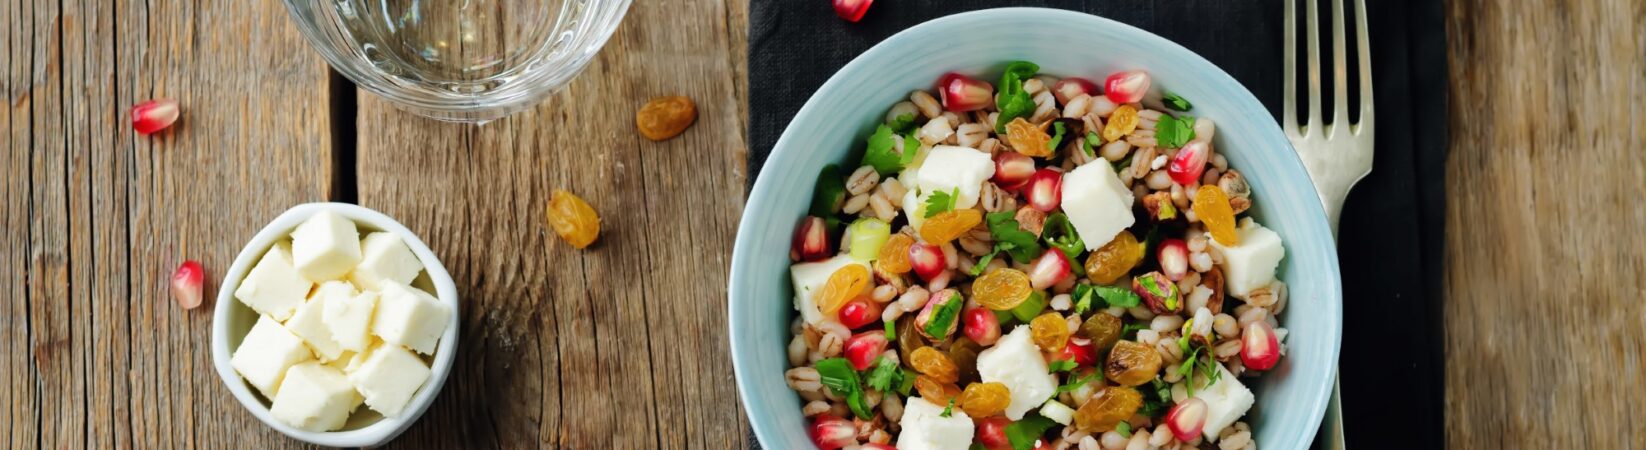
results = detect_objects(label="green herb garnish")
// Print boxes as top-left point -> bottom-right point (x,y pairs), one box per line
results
969,248 -> 1001,276
861,125 -> 919,175
923,293 -> 964,339
1046,121 -> 1067,152
814,358 -> 874,420
940,398 -> 956,417
1163,91 -> 1193,111
1047,359 -> 1078,373
985,212 -> 1045,264
1055,372 -> 1100,395
1137,378 -> 1172,416
889,112 -> 918,132
883,320 -> 896,340
1155,115 -> 1196,149
1116,422 -> 1133,438
1004,414 -> 1057,450
1121,322 -> 1149,339
1041,213 -> 1085,265
1072,284 -> 1097,315
1081,131 -> 1100,158
809,164 -> 846,217
866,356 -> 904,393
923,188 -> 960,218
1092,285 -> 1142,308
994,61 -> 1040,133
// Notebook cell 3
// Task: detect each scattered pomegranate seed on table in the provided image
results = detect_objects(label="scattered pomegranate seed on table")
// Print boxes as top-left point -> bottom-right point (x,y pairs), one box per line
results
171,260 -> 205,309
131,98 -> 180,135
831,0 -> 873,22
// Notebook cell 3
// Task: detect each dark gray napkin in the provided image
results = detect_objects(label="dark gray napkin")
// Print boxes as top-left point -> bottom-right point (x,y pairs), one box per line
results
747,1 -> 1448,448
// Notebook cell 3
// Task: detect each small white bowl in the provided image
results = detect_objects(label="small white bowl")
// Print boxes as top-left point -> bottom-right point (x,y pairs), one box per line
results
210,203 -> 460,447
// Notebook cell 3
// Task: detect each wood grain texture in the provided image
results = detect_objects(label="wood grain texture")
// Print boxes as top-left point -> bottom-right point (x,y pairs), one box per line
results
1444,0 -> 1646,448
352,0 -> 751,448
2,0 -> 334,447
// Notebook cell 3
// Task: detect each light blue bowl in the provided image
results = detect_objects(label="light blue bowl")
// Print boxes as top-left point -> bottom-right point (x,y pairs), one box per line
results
730,8 -> 1341,449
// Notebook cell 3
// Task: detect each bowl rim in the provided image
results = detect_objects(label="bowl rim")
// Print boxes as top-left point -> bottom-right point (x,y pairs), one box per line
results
729,6 -> 1341,449
209,202 -> 461,447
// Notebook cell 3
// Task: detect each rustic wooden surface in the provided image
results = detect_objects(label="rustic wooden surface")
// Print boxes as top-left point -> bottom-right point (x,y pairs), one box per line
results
1444,0 -> 1646,448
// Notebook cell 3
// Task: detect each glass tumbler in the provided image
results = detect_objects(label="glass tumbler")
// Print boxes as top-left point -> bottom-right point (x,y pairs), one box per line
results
284,0 -> 632,123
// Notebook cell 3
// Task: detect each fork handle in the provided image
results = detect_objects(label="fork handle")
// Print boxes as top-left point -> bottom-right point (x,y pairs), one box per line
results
1314,376 -> 1347,450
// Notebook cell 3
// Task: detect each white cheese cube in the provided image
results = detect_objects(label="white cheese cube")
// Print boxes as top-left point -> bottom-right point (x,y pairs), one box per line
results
788,255 -> 868,325
270,362 -> 362,432
290,211 -> 362,282
324,351 -> 356,372
1207,218 -> 1286,299
346,343 -> 431,418
286,283 -> 348,362
1039,399 -> 1076,426
1061,161 -> 1135,250
231,316 -> 314,398
896,396 -> 974,450
372,283 -> 451,355
1193,363 -> 1255,442
912,145 -> 995,210
976,326 -> 1058,420
348,232 -> 424,291
233,242 -> 313,321
325,289 -> 379,353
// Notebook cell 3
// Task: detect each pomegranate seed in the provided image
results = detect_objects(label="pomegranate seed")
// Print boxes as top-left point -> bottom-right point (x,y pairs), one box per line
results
1103,71 -> 1151,104
992,152 -> 1036,191
1058,337 -> 1097,367
914,289 -> 960,339
170,260 -> 205,310
1165,397 -> 1209,442
811,414 -> 858,450
855,445 -> 896,450
908,242 -> 946,281
1168,141 -> 1210,185
131,98 -> 180,135
1027,249 -> 1071,290
1053,77 -> 1100,105
962,307 -> 1002,346
792,216 -> 833,262
937,72 -> 995,112
1158,239 -> 1189,281
1025,168 -> 1063,212
975,416 -> 1013,450
1242,320 -> 1281,371
842,330 -> 889,370
837,297 -> 883,330
831,0 -> 873,22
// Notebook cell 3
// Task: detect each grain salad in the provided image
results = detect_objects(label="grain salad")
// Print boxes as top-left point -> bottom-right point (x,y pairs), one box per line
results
784,63 -> 1290,450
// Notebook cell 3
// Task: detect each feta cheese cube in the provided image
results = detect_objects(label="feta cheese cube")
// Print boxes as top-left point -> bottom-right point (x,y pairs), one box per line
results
976,326 -> 1058,420
896,396 -> 974,450
912,145 -> 995,210
290,211 -> 362,282
348,232 -> 424,291
1061,162 -> 1135,250
788,255 -> 867,325
285,282 -> 350,361
231,316 -> 314,398
372,282 -> 451,355
1207,218 -> 1286,299
1193,363 -> 1255,442
346,343 -> 431,418
325,289 -> 379,353
270,362 -> 362,432
233,242 -> 313,321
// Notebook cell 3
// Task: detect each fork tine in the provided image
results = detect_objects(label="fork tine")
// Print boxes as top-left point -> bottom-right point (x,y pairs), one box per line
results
1330,0 -> 1348,134
1304,0 -> 1323,134
1354,0 -> 1374,129
1282,0 -> 1300,137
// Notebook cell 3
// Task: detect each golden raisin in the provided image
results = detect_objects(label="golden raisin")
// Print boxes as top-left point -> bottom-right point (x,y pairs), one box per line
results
918,209 -> 982,245
948,337 -> 983,385
877,234 -> 916,274
1080,313 -> 1124,352
1005,117 -> 1054,158
959,382 -> 1012,417
547,189 -> 601,249
1194,185 -> 1239,245
1103,340 -> 1163,387
971,268 -> 1033,311
914,375 -> 963,407
635,96 -> 697,141
1073,386 -> 1143,432
1101,104 -> 1140,142
815,265 -> 870,314
1030,312 -> 1071,351
1084,231 -> 1145,284
909,346 -> 960,383
897,316 -> 927,358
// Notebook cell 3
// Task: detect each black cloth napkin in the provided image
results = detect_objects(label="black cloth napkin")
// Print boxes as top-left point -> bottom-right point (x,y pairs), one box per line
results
747,1 -> 1448,448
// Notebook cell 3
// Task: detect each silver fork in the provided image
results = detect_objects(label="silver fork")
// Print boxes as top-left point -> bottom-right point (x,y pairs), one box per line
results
1283,0 -> 1371,448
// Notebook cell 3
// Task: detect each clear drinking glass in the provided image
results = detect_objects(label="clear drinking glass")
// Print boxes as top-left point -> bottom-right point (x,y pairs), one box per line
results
284,0 -> 632,123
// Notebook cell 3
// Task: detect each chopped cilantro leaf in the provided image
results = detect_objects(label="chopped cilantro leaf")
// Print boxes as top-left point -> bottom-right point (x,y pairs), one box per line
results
1055,372 -> 1099,395
1121,322 -> 1149,339
866,356 -> 904,392
861,125 -> 918,176
889,112 -> 918,132
1163,91 -> 1193,111
1047,359 -> 1078,373
814,358 -> 874,420
1072,284 -> 1097,315
923,293 -> 964,339
1082,131 -> 1099,157
1093,285 -> 1141,308
970,247 -> 1002,276
924,188 -> 960,218
1004,414 -> 1057,450
940,398 -> 956,417
896,368 -> 916,395
1138,379 -> 1171,416
985,212 -> 1044,264
1155,115 -> 1196,149
1046,121 -> 1068,152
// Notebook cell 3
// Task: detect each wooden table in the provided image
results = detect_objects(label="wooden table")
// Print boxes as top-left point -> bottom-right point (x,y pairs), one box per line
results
2,0 -> 1640,448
